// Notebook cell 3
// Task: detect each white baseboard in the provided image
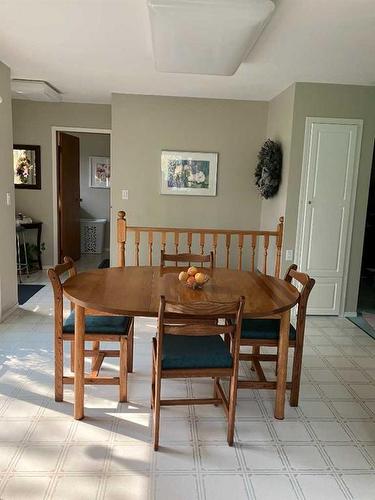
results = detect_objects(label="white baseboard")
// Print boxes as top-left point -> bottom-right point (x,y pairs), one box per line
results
344,311 -> 358,318
0,303 -> 19,323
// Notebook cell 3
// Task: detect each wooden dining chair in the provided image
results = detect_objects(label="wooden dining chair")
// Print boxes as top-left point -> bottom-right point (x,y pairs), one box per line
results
152,295 -> 245,450
116,213 -> 135,372
238,265 -> 315,406
160,250 -> 214,269
48,257 -> 134,403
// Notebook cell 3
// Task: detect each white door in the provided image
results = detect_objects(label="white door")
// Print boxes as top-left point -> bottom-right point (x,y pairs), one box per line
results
297,118 -> 362,315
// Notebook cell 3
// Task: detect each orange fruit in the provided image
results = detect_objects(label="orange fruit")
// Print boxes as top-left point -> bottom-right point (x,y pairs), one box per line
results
195,272 -> 207,285
187,266 -> 198,276
187,276 -> 196,286
178,271 -> 189,282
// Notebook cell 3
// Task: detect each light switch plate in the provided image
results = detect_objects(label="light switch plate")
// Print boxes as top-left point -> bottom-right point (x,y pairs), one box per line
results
285,249 -> 294,261
6,192 -> 11,206
122,190 -> 128,200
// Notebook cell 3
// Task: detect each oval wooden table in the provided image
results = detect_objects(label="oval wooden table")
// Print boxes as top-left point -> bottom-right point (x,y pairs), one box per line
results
63,267 -> 300,420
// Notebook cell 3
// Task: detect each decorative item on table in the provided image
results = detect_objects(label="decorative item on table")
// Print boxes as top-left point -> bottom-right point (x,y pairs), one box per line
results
178,266 -> 209,289
160,150 -> 218,196
89,156 -> 111,188
16,213 -> 33,225
13,144 -> 41,190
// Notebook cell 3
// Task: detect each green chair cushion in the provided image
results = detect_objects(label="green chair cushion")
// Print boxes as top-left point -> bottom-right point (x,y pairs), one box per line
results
241,318 -> 296,341
162,334 -> 233,370
63,312 -> 131,334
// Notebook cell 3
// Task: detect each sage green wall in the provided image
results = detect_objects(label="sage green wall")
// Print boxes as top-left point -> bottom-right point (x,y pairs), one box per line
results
260,84 -> 295,231
12,100 -> 111,266
110,93 -> 268,263
259,84 -> 295,274
286,82 -> 375,313
0,62 -> 17,319
11,84 -> 375,314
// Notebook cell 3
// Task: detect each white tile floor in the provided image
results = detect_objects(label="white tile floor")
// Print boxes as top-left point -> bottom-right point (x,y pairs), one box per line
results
1,271 -> 375,499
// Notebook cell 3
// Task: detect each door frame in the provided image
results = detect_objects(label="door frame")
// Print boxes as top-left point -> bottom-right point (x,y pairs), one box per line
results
51,127 -> 111,265
294,117 -> 363,317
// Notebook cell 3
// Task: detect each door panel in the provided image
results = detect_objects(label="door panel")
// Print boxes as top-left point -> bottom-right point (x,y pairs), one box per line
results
307,278 -> 342,315
57,132 -> 80,262
299,121 -> 361,315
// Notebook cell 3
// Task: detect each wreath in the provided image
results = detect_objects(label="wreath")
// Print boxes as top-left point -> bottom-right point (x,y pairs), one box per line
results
254,139 -> 282,199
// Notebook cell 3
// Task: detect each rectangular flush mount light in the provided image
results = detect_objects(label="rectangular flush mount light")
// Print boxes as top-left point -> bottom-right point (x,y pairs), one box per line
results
11,79 -> 61,102
147,0 -> 275,76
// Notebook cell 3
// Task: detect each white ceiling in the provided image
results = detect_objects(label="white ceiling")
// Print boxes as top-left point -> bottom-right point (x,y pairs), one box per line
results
0,0 -> 374,104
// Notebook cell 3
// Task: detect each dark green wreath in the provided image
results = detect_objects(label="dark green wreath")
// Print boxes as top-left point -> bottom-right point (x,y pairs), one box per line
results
254,139 -> 282,199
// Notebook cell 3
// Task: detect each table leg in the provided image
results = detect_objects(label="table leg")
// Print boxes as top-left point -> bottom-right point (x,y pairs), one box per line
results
274,309 -> 290,419
74,304 -> 85,420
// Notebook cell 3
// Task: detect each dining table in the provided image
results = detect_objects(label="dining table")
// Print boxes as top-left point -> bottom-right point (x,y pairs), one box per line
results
63,266 -> 300,420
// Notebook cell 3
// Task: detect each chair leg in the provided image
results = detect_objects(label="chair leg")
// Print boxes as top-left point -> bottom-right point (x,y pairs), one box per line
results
224,333 -> 231,349
22,234 -> 29,276
290,344 -> 303,407
70,341 -> 75,373
275,345 -> 279,376
119,337 -> 128,403
227,374 -> 239,446
251,346 -> 260,371
151,353 -> 155,409
213,377 -> 219,406
16,233 -> 22,283
92,340 -> 100,373
127,320 -> 134,373
55,335 -> 64,402
153,368 -> 162,451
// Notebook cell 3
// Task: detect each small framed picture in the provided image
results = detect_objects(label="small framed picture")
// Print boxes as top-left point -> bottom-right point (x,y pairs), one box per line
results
13,145 -> 41,190
161,150 -> 218,196
89,156 -> 111,188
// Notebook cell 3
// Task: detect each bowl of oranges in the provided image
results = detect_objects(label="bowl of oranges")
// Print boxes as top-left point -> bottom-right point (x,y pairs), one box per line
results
178,266 -> 210,289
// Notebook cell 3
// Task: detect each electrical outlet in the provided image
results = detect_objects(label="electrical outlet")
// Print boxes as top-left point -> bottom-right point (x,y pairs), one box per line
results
122,190 -> 128,200
285,249 -> 294,261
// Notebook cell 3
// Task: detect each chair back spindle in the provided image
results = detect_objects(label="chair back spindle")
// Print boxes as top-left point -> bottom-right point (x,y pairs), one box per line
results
160,250 -> 214,269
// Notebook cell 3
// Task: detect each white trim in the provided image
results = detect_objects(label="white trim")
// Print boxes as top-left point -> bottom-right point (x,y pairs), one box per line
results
0,303 -> 19,323
51,126 -> 111,265
295,117 -> 363,317
344,311 -> 358,318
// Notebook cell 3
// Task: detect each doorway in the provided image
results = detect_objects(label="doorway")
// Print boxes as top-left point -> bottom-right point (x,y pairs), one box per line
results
53,127 -> 111,268
351,140 -> 375,335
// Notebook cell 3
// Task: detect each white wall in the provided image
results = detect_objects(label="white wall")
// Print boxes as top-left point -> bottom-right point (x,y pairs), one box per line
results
0,61 -> 17,320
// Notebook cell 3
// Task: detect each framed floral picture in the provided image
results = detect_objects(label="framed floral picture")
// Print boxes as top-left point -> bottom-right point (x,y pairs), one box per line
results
89,156 -> 111,188
13,144 -> 41,190
160,150 -> 218,196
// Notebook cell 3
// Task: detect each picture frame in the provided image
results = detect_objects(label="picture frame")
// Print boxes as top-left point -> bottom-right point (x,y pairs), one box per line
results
160,150 -> 218,196
89,156 -> 111,188
13,144 -> 41,190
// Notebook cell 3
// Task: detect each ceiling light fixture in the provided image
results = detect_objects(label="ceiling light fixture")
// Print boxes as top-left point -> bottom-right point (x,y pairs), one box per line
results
11,80 -> 61,102
147,0 -> 275,76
